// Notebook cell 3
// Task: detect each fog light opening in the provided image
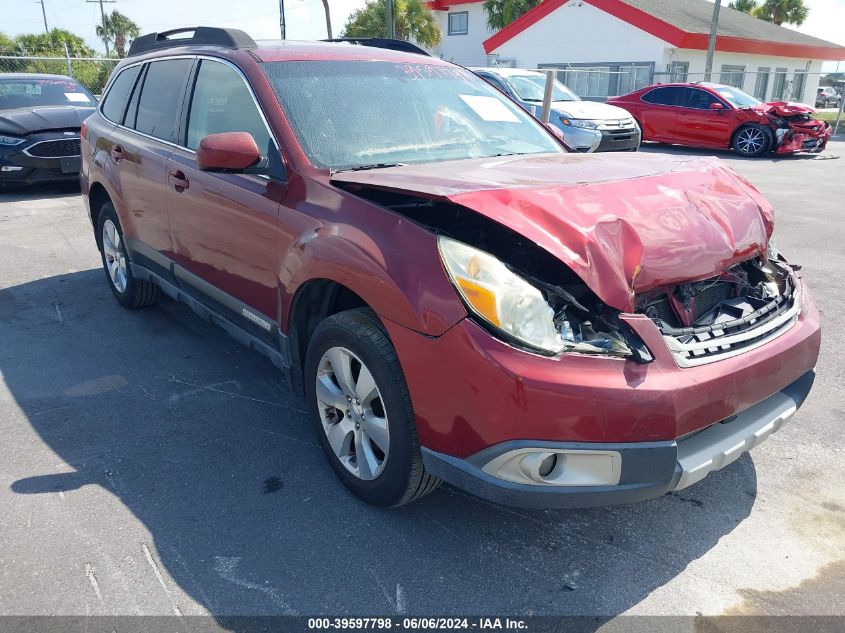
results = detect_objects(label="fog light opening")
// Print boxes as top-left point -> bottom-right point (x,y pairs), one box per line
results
538,453 -> 557,477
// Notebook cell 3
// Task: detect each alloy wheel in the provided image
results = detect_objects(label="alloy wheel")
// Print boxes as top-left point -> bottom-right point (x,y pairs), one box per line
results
102,219 -> 128,293
315,346 -> 390,480
735,128 -> 766,155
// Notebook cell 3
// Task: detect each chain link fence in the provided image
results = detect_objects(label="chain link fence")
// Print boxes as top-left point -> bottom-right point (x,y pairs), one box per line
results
0,55 -> 119,96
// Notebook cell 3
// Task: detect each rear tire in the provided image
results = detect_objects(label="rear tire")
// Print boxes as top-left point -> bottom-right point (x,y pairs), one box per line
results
732,124 -> 772,157
97,202 -> 161,309
304,308 -> 440,507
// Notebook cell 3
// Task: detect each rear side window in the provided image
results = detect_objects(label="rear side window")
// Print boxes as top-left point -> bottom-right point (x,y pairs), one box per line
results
642,87 -> 681,106
185,59 -> 273,155
100,65 -> 141,123
135,59 -> 193,141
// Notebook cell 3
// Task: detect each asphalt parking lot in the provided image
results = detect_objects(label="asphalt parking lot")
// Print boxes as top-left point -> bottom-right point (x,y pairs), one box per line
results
1,141 -> 844,624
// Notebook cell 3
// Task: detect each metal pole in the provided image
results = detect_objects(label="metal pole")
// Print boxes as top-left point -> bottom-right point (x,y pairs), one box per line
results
834,89 -> 844,137
279,0 -> 286,39
86,0 -> 115,56
386,0 -> 395,39
541,68 -> 555,124
99,0 -> 109,56
704,0 -> 721,82
63,41 -> 73,76
39,0 -> 49,33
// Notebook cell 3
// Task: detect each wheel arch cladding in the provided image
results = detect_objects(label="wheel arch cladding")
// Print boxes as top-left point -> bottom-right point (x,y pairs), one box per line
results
88,181 -> 112,245
285,279 -> 380,397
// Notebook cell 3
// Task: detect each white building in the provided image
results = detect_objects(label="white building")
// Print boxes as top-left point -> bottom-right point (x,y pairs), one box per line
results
428,0 -> 845,103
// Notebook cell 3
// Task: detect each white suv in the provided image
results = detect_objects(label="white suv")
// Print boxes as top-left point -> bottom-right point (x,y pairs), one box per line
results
472,67 -> 641,153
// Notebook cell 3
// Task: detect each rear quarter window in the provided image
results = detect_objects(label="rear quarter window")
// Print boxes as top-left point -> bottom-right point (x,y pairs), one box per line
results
642,87 -> 681,106
101,65 -> 142,123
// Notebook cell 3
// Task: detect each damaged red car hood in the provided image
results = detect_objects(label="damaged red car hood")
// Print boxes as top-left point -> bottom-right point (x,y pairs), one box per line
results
753,101 -> 817,116
331,153 -> 773,312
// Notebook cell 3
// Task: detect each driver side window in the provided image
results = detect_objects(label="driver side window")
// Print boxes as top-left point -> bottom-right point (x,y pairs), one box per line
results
185,59 -> 273,156
681,88 -> 722,110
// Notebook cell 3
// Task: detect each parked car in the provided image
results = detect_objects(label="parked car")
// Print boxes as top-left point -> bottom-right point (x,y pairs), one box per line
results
472,67 -> 641,152
0,73 -> 96,187
82,28 -> 820,509
609,82 -> 831,157
816,86 -> 842,109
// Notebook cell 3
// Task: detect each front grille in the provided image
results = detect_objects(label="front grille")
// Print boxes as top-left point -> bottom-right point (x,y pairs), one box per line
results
693,282 -> 734,320
25,138 -> 80,158
662,283 -> 800,368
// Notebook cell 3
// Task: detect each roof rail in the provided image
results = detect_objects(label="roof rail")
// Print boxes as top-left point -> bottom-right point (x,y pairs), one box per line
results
127,27 -> 256,57
322,38 -> 430,57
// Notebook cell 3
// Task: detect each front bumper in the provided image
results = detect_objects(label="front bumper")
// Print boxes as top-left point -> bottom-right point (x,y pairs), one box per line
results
0,132 -> 81,186
383,281 -> 820,507
773,122 -> 831,155
558,122 -> 641,153
421,370 -> 814,508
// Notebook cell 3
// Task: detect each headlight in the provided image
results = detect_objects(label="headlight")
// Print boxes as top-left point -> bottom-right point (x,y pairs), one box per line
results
560,118 -> 600,129
0,135 -> 25,146
439,237 -> 649,360
438,237 -> 565,354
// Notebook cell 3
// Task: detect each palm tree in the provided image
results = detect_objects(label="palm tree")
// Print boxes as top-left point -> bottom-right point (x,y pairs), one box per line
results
728,0 -> 758,13
322,0 -> 333,38
752,0 -> 809,25
341,0 -> 441,48
95,10 -> 141,58
482,0 -> 541,30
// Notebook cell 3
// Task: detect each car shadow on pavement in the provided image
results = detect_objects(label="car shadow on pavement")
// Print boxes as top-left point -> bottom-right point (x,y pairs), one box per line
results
639,142 -> 837,162
0,182 -> 80,202
1,269 -> 758,621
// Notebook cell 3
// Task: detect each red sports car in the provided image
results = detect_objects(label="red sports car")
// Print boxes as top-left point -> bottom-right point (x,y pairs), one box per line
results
609,82 -> 831,157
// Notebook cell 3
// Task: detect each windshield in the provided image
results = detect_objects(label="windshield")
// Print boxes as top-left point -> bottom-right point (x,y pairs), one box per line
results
505,74 -> 579,102
0,77 -> 95,110
260,61 -> 564,171
712,85 -> 761,108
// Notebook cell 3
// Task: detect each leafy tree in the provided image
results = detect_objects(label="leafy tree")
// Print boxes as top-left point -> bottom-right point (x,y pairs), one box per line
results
95,10 -> 141,57
482,0 -> 541,30
728,0 -> 758,13
13,29 -> 95,57
752,0 -> 809,26
1,29 -> 115,94
341,0 -> 441,48
0,32 -> 18,55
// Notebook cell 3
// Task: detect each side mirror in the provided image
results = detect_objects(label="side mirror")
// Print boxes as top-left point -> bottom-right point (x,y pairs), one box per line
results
709,102 -> 726,111
197,132 -> 262,172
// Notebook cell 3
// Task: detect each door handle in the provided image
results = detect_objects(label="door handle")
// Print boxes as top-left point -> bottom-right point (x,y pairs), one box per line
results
110,145 -> 124,163
168,170 -> 190,192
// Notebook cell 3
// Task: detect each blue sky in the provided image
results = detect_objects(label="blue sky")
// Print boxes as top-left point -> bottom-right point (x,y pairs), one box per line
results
3,0 -> 845,71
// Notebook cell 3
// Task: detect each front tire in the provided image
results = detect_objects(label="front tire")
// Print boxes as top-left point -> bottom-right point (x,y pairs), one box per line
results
304,308 -> 440,507
732,124 -> 772,157
97,202 -> 161,309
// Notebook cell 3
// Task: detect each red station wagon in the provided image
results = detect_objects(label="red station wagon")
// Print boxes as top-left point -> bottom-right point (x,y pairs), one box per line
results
81,28 -> 821,508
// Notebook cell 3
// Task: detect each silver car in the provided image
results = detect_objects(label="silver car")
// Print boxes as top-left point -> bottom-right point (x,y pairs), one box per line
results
472,67 -> 641,152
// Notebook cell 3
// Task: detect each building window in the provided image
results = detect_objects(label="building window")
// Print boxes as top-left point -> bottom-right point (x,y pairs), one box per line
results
754,67 -> 770,100
541,62 -> 653,99
720,64 -> 746,89
448,12 -> 468,35
772,68 -> 788,100
669,61 -> 689,83
792,70 -> 807,101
